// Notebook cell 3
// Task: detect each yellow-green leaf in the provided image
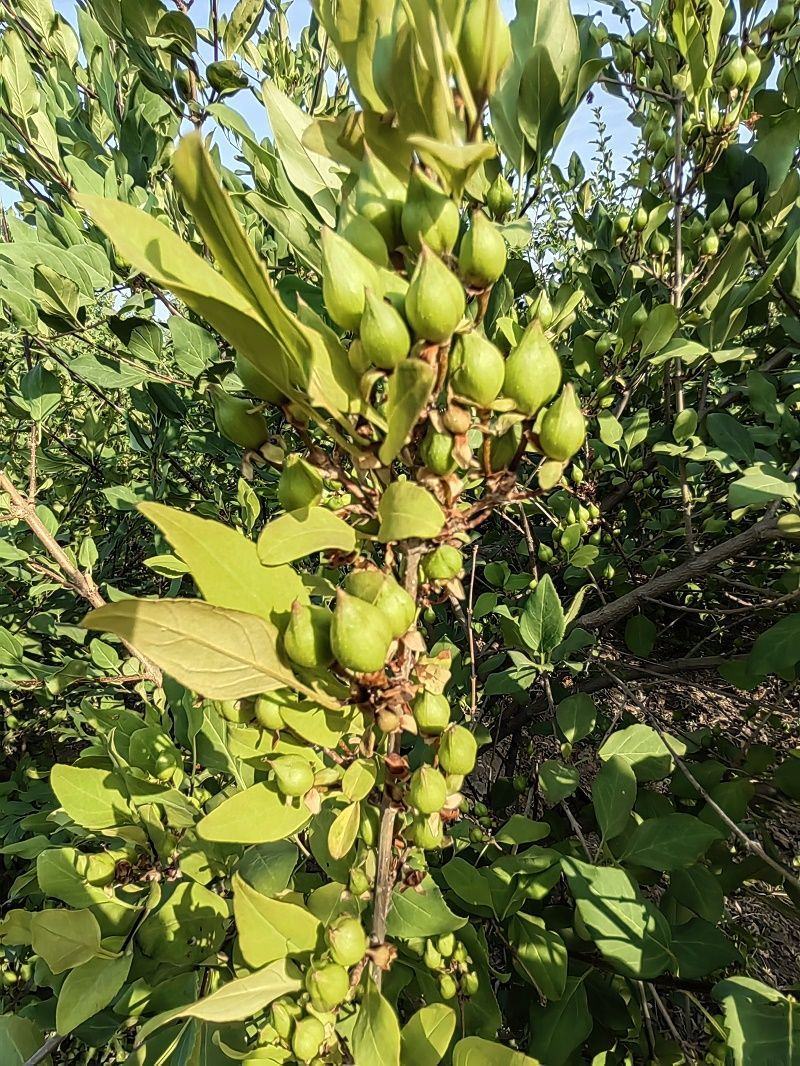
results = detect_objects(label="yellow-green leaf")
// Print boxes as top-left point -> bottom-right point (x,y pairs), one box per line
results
197,782 -> 313,843
56,953 -> 132,1035
379,359 -> 435,466
233,873 -> 321,968
257,506 -> 357,566
378,482 -> 445,542
49,765 -> 134,830
327,801 -> 360,860
29,909 -> 101,974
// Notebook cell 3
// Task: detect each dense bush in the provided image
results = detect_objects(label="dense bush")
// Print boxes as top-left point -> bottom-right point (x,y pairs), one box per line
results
1,0 -> 799,1063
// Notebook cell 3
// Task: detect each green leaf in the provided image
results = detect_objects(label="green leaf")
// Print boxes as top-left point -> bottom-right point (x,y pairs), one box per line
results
379,359 -> 435,466
728,466 -> 798,512
527,976 -> 591,1065
538,760 -> 579,805
137,881 -> 228,965
0,1016 -> 47,1066
495,816 -> 550,846
621,814 -> 722,870
712,977 -> 800,1066
520,575 -> 565,657
56,952 -> 132,1034
510,913 -> 567,1001
453,1036 -> 540,1065
597,410 -> 623,449
592,755 -> 636,841
197,782 -> 312,843
224,0 -> 265,56
669,865 -> 725,924
706,413 -> 755,465
440,858 -> 494,913
50,765 -> 133,830
638,304 -> 678,358
599,724 -> 685,782
84,598 -> 333,706
36,848 -> 112,908
168,317 -> 217,377
378,482 -> 445,542
401,1004 -> 457,1066
353,979 -> 401,1066
555,693 -> 596,744
327,801 -> 360,860
257,506 -> 357,566
140,502 -> 305,622
342,759 -> 378,802
386,875 -> 467,938
672,918 -> 741,979
136,959 -> 302,1044
233,873 -> 320,968
562,857 -> 673,979
238,842 -> 298,898
624,614 -> 657,657
20,365 -> 61,422
0,30 -> 38,118
748,614 -> 800,682
29,908 -> 102,974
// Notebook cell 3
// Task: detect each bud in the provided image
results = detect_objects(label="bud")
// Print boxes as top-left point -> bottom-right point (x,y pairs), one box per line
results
538,384 -> 586,462
283,600 -> 333,670
326,916 -> 368,968
401,166 -> 460,255
278,455 -> 323,511
424,939 -> 443,970
708,200 -> 729,229
420,427 -> 457,476
408,765 -> 448,815
461,971 -> 480,995
359,289 -> 411,370
412,690 -> 451,735
209,386 -> 268,450
503,320 -> 562,416
218,698 -> 254,724
235,354 -> 284,405
321,228 -> 379,332
439,973 -> 458,999
421,545 -> 463,581
458,0 -> 512,99
439,725 -> 478,775
405,245 -> 466,343
486,172 -> 514,219
437,933 -> 456,957
331,589 -> 393,674
632,206 -> 648,231
450,330 -> 505,407
292,1016 -> 325,1063
272,755 -> 315,797
354,148 -> 405,249
458,211 -> 507,289
344,568 -> 415,640
306,962 -> 350,1012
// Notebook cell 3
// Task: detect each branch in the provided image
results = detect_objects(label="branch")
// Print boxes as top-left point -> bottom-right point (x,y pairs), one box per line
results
0,470 -> 162,687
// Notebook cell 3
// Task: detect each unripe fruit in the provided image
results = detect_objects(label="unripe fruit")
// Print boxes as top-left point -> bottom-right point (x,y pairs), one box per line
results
632,206 -> 648,231
424,939 -> 443,970
278,456 -> 323,511
405,246 -> 465,343
254,692 -> 288,730
538,543 -> 554,562
490,423 -> 522,471
321,227 -> 379,332
331,589 -> 393,673
235,354 -> 283,405
737,194 -> 758,221
772,3 -> 794,31
709,199 -> 730,228
338,213 -> 389,267
461,971 -> 480,995
503,320 -> 562,416
210,386 -> 269,450
534,289 -> 554,328
206,59 -> 247,92
486,172 -> 514,219
649,230 -> 670,255
437,933 -> 455,957
409,765 -> 448,815
306,962 -> 349,1012
326,917 -> 368,968
614,212 -> 631,236
539,385 -> 585,462
412,690 -> 451,735
720,52 -> 747,90
450,331 -> 505,406
595,332 -> 614,357
422,545 -> 463,581
292,1016 -> 325,1063
439,725 -> 478,775
283,601 -> 333,670
443,404 -> 472,435
439,973 -> 458,999
458,0 -> 512,98
700,232 -> 719,256
219,698 -> 255,724
410,813 -> 445,849
421,427 -> 457,475
359,289 -> 410,369
459,211 -> 507,288
271,997 -> 298,1041
272,755 -> 314,797
401,167 -> 460,255
354,149 -> 405,249
349,867 -> 370,895
344,568 -> 415,640
743,47 -> 761,89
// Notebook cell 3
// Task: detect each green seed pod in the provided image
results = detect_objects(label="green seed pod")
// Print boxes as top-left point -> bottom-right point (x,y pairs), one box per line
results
272,754 -> 315,797
218,698 -> 255,724
349,867 -> 370,895
354,148 -> 405,249
344,568 -> 415,640
539,384 -> 586,462
743,46 -> 761,89
614,212 -> 631,236
772,3 -> 794,31
595,332 -> 614,357
649,230 -> 670,255
338,213 -> 389,267
360,289 -> 410,370
254,691 -> 291,731
490,423 -> 522,471
503,320 -> 562,416
412,690 -> 451,735
420,427 -> 457,475
283,601 -> 333,670
486,172 -> 514,219
632,206 -> 648,231
458,0 -> 512,99
408,764 -> 448,815
422,545 -> 463,581
720,52 -> 747,90
439,724 -> 477,775
235,354 -> 284,405
306,962 -> 350,1012
271,997 -> 298,1041
292,1016 -> 325,1063
278,455 -> 323,511
321,227 -> 379,332
406,937 -> 426,957
461,971 -> 480,995
405,246 -> 466,343
411,813 -> 445,849
450,330 -> 505,407
331,589 -> 393,674
206,59 -> 247,93
438,933 -> 456,957
401,166 -> 460,255
424,939 -> 444,970
359,803 -> 380,846
326,916 -> 368,968
458,210 -> 507,288
210,386 -> 269,450
700,231 -> 719,256
439,973 -> 458,999
631,303 -> 648,328
737,194 -> 759,221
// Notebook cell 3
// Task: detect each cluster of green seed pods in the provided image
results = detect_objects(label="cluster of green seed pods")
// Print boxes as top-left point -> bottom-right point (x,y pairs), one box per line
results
406,933 -> 480,1001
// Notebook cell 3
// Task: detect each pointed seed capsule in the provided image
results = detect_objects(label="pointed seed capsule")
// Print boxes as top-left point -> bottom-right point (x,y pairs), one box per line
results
360,289 -> 411,369
538,383 -> 586,462
405,245 -> 466,343
321,227 -> 380,332
209,386 -> 269,450
278,455 -> 323,511
401,166 -> 460,255
450,330 -> 505,406
503,320 -> 562,415
344,568 -> 415,640
331,589 -> 393,674
282,600 -> 333,670
458,210 -> 507,288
